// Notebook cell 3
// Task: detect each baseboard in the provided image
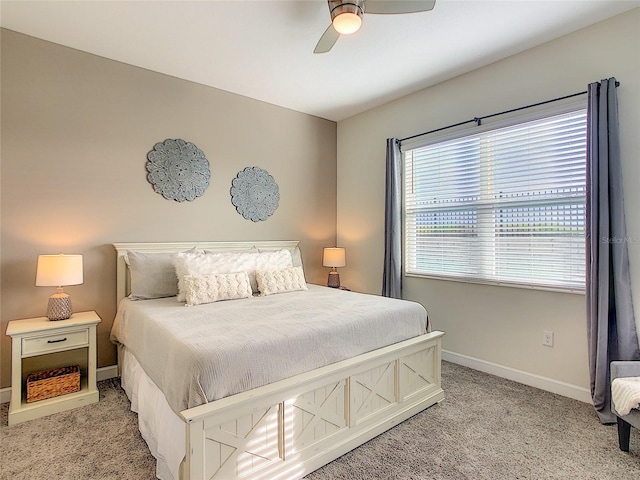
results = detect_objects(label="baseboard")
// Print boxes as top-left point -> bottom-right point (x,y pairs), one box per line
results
97,364 -> 119,382
1,365 -> 120,405
442,350 -> 592,404
0,387 -> 10,404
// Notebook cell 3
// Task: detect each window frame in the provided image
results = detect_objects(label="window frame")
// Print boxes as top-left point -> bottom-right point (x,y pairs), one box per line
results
401,98 -> 587,294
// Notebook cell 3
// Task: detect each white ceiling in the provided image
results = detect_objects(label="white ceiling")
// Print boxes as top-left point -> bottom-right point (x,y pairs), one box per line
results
1,0 -> 637,121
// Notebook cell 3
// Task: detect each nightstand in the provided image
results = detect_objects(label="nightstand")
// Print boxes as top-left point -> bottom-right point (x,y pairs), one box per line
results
6,311 -> 101,425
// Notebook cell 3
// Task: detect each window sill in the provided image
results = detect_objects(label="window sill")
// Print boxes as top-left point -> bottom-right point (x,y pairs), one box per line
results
404,273 -> 586,295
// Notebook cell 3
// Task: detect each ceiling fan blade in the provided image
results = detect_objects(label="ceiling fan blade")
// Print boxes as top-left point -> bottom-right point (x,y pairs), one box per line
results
365,0 -> 436,15
314,25 -> 340,54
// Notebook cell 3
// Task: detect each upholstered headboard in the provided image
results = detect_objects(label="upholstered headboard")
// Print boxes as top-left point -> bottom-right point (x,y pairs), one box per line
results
112,241 -> 301,304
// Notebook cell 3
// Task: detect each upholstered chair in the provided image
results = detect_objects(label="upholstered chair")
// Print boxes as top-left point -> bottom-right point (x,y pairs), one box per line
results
610,361 -> 640,451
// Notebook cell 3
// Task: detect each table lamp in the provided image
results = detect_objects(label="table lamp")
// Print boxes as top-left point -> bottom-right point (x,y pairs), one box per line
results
323,247 -> 346,288
35,254 -> 84,321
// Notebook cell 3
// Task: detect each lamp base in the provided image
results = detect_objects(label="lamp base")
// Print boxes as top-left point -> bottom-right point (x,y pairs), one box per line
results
327,271 -> 341,288
46,293 -> 73,321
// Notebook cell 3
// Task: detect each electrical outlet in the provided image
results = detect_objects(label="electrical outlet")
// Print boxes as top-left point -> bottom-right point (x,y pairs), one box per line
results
543,330 -> 554,347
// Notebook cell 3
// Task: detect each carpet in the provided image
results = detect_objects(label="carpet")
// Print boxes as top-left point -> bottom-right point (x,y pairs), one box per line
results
2,361 -> 639,479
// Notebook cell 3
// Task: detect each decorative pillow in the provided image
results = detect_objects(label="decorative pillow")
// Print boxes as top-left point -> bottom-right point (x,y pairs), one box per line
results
183,272 -> 252,307
173,251 -> 261,301
256,249 -> 293,272
255,266 -> 308,296
126,251 -> 179,300
258,247 -> 302,268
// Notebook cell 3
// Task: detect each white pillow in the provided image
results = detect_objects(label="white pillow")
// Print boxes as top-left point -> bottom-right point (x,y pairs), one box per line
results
256,249 -> 293,272
255,266 -> 308,296
259,246 -> 303,268
183,272 -> 253,307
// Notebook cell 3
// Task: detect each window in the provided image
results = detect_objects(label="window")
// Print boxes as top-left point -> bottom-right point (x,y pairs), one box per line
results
403,107 -> 587,291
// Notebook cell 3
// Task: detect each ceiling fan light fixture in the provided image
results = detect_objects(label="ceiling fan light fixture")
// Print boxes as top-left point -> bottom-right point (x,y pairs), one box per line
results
332,12 -> 362,34
330,1 -> 364,35
316,0 -> 437,54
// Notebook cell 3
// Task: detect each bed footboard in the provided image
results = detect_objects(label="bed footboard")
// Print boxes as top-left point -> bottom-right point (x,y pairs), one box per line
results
181,330 -> 444,480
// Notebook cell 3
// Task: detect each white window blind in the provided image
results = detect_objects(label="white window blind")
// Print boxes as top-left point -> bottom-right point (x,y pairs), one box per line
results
404,109 -> 587,291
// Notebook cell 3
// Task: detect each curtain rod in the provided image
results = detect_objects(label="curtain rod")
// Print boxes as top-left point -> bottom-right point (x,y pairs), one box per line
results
398,81 -> 620,144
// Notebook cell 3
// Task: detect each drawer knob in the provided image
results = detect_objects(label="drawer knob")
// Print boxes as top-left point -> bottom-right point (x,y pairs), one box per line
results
47,338 -> 67,344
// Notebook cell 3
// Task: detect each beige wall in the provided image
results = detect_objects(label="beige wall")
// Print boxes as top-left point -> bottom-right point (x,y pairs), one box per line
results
0,30 -> 337,388
336,9 -> 640,393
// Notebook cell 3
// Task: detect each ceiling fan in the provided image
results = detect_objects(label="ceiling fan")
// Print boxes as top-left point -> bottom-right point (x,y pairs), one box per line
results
314,0 -> 436,53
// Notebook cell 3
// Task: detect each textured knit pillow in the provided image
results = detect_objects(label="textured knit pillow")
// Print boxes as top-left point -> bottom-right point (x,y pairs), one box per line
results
183,272 -> 252,307
255,266 -> 308,296
173,251 -> 260,301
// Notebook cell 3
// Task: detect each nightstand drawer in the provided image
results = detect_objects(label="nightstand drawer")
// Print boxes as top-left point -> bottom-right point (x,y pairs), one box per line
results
22,329 -> 89,356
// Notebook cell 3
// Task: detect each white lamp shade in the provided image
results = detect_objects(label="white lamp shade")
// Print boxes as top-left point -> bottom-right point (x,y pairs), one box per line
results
323,247 -> 346,268
36,254 -> 84,287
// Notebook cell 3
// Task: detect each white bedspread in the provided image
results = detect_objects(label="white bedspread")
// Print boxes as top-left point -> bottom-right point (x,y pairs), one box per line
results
111,285 -> 429,415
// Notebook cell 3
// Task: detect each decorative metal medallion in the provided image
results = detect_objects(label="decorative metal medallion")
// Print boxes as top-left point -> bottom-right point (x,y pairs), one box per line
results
146,139 -> 210,202
230,167 -> 280,222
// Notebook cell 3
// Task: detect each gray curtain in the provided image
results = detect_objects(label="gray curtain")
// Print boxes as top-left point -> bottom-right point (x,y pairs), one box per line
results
586,77 -> 640,424
383,138 -> 402,298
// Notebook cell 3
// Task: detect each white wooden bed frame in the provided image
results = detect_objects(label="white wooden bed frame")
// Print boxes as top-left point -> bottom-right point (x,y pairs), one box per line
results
113,241 -> 444,480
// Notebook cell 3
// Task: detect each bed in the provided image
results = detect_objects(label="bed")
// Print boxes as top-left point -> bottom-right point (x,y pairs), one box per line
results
110,241 -> 444,480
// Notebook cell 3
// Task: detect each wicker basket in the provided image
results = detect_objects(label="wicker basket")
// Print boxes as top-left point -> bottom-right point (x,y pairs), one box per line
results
26,365 -> 81,403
